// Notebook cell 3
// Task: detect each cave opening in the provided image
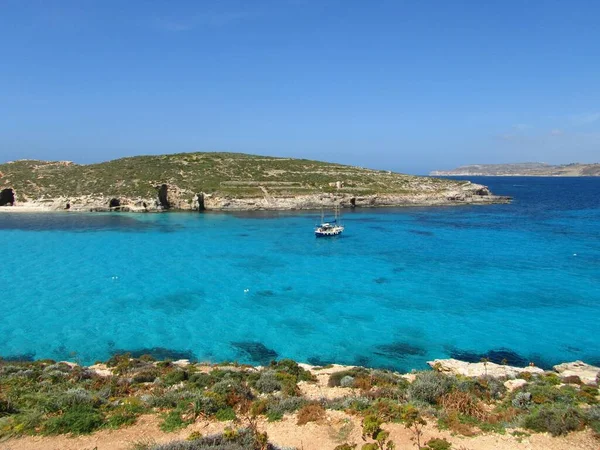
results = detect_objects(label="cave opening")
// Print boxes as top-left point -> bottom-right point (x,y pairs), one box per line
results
157,184 -> 170,209
0,188 -> 15,206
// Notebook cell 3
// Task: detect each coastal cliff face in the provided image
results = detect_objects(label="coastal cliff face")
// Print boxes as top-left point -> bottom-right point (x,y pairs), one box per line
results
0,153 -> 510,212
431,162 -> 600,176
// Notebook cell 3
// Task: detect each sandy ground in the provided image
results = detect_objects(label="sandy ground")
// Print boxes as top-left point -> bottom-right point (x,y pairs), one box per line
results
0,412 -> 597,450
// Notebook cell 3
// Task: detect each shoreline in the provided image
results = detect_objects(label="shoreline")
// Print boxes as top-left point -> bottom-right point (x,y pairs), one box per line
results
0,196 -> 512,214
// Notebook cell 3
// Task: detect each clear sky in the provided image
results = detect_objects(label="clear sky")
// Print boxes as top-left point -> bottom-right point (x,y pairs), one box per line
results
1,0 -> 599,174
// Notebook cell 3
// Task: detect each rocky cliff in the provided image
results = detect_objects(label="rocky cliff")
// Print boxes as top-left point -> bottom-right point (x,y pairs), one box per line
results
0,152 -> 510,211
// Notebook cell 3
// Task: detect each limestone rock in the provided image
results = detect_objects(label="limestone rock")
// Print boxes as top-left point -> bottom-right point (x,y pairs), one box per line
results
172,359 -> 191,367
553,361 -> 600,385
88,363 -> 112,377
504,379 -> 528,392
428,358 -> 544,378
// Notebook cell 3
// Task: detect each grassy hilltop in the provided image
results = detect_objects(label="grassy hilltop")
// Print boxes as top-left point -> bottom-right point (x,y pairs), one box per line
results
0,152 -> 466,202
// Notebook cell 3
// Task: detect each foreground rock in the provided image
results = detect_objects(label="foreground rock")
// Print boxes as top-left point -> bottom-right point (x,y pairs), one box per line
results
554,360 -> 600,385
428,358 -> 545,378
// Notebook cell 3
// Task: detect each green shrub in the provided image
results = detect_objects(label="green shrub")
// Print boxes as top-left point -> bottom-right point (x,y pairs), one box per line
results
163,369 -> 188,385
106,409 -> 138,428
265,396 -> 307,422
133,369 -> 160,383
215,407 -> 236,421
255,370 -> 282,393
329,368 -> 370,387
270,359 -> 315,382
585,405 -> 600,433
408,371 -> 455,405
424,437 -> 452,450
578,385 -> 599,405
43,405 -> 104,435
522,405 -> 585,436
160,409 -> 192,432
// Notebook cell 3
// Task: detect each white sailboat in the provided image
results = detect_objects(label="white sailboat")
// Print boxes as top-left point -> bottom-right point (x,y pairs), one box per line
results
314,206 -> 344,237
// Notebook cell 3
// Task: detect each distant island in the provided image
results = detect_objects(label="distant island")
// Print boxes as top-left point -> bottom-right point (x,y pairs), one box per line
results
0,152 -> 509,212
430,162 -> 600,177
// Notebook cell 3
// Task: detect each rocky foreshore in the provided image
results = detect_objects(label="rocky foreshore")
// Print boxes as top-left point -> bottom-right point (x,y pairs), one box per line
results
0,182 -> 511,213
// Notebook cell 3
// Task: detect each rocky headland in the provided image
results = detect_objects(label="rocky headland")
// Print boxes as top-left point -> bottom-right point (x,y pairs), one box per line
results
0,153 -> 510,212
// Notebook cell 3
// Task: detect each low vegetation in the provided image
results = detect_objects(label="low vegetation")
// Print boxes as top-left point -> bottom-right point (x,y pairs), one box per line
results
0,356 -> 598,449
0,152 -> 470,202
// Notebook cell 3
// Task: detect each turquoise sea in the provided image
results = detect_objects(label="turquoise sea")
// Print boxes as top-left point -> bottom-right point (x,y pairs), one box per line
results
1,177 -> 599,371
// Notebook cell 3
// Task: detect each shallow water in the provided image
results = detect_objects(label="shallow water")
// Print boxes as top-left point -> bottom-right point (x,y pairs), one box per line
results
1,177 -> 599,370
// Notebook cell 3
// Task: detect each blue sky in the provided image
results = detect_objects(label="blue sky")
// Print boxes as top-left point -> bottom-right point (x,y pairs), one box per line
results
1,0 -> 599,174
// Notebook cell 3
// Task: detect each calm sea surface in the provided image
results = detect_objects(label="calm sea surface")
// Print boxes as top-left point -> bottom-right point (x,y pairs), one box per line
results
1,177 -> 599,370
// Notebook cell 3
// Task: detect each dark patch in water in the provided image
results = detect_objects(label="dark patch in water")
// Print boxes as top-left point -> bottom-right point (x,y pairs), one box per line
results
283,286 -> 293,291
0,352 -> 36,362
111,347 -> 196,361
565,346 -> 582,353
373,277 -> 389,284
148,291 -> 205,312
392,267 -> 405,273
307,355 -> 336,366
374,342 -> 427,359
51,345 -> 78,360
256,290 -> 276,297
231,342 -> 278,365
238,233 -> 250,237
408,229 -> 434,236
447,347 -> 550,369
353,355 -> 371,367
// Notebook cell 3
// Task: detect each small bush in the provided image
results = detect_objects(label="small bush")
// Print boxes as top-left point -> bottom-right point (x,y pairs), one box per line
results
408,371 -> 455,405
439,391 -> 488,421
43,405 -> 104,435
211,379 -> 253,406
340,376 -> 355,388
255,370 -> 282,393
296,403 -> 326,425
163,370 -> 188,386
329,368 -> 370,387
215,407 -> 236,421
578,385 -> 599,405
512,392 -> 532,409
160,409 -> 192,432
424,437 -> 452,450
133,369 -> 160,383
522,405 -> 585,436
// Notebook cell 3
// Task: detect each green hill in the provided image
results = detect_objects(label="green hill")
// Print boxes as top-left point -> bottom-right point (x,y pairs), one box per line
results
0,152 -> 507,210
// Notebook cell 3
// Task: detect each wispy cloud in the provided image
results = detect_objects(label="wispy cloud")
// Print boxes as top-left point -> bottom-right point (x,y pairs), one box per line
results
570,112 -> 600,126
153,10 -> 259,32
550,129 -> 563,136
513,123 -> 532,131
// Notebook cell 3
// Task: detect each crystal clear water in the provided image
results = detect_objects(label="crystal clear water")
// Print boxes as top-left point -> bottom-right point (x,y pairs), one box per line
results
1,177 -> 599,370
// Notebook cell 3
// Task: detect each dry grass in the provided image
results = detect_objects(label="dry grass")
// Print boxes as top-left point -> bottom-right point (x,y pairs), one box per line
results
297,403 -> 326,425
439,391 -> 489,421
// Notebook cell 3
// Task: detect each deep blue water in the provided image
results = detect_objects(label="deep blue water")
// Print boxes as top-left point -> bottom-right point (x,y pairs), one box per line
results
1,177 -> 599,371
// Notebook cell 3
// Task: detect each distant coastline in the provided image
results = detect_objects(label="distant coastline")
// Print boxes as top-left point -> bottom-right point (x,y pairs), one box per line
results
431,162 -> 600,177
